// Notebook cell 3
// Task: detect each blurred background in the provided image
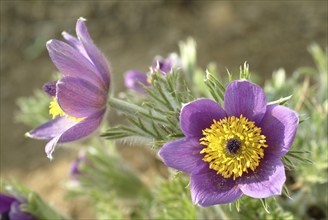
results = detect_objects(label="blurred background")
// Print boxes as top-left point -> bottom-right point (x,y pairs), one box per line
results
1,1 -> 327,219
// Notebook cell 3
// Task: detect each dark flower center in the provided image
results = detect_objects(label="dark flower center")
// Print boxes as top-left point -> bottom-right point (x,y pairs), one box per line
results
226,138 -> 241,154
43,81 -> 57,97
201,115 -> 268,179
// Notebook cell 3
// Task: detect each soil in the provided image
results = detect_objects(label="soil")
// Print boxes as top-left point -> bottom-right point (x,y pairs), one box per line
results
1,1 -> 327,219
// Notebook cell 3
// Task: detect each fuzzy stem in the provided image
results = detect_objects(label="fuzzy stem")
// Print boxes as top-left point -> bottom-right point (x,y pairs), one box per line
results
108,97 -> 166,123
214,205 -> 230,220
108,97 -> 149,115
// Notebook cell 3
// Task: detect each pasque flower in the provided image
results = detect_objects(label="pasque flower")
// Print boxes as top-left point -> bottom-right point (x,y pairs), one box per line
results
26,18 -> 110,159
0,193 -> 36,220
69,150 -> 88,179
159,80 -> 298,206
124,53 -> 181,93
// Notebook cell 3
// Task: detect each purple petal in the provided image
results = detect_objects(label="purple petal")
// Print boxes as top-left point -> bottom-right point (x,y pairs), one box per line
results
0,194 -> 16,213
238,158 -> 286,198
57,76 -> 107,118
190,170 -> 243,206
45,109 -> 105,158
180,99 -> 226,138
76,18 -> 110,87
9,202 -> 36,220
61,31 -> 81,48
224,80 -> 266,125
260,104 -> 299,157
70,159 -> 81,177
152,53 -> 181,74
26,117 -> 78,140
159,137 -> 208,175
61,31 -> 89,59
152,59 -> 172,74
70,150 -> 87,177
46,39 -> 106,90
45,136 -> 61,159
124,70 -> 149,93
60,108 -> 105,142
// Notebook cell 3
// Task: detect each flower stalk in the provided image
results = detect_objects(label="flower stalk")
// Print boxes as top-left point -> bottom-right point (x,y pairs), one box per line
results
108,97 -> 166,123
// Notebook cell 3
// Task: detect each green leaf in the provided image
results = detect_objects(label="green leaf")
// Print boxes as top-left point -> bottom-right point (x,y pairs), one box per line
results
268,95 -> 293,105
15,90 -> 50,127
152,175 -> 196,220
240,61 -> 250,80
204,69 -> 226,104
104,70 -> 190,144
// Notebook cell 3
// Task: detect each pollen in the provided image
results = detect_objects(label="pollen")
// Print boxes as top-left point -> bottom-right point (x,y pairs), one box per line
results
49,98 -> 84,122
200,115 -> 267,180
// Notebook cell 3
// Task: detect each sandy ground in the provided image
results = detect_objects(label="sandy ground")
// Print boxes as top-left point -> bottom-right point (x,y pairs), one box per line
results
1,1 -> 327,219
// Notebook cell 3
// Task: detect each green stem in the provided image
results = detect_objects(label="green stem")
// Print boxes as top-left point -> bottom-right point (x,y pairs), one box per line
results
108,97 -> 149,115
108,97 -> 166,123
214,205 -> 230,220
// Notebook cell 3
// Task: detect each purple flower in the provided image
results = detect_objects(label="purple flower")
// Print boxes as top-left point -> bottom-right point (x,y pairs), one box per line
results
69,150 -> 88,179
124,70 -> 150,94
159,80 -> 298,206
151,53 -> 181,74
0,193 -> 36,220
26,18 -> 110,159
124,53 -> 181,93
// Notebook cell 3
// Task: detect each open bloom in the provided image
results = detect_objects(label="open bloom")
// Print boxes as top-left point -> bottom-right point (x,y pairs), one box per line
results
26,18 -> 110,159
0,193 -> 36,220
124,53 -> 181,93
159,80 -> 298,206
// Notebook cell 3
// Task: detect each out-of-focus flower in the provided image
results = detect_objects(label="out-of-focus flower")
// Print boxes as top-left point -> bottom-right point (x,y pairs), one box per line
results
150,53 -> 181,74
124,70 -> 150,94
159,80 -> 299,206
124,53 -> 181,93
69,150 -> 88,179
0,193 -> 36,220
26,18 -> 110,159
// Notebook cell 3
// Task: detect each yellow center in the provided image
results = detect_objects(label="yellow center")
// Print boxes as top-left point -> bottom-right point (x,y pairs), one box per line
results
49,98 -> 84,122
200,115 -> 267,180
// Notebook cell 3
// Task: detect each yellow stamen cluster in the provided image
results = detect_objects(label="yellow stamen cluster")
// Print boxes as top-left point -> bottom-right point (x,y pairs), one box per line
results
200,115 -> 267,180
49,98 -> 84,122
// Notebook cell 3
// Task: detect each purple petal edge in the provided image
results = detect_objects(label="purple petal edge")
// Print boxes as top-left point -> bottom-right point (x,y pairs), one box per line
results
45,109 -> 105,159
26,117 -> 78,140
0,194 -> 16,213
224,80 -> 266,125
238,158 -> 286,198
76,18 -> 110,88
46,39 -> 105,90
180,98 -> 227,138
62,31 -> 90,59
260,104 -> 299,157
124,70 -> 149,93
191,170 -> 243,206
9,201 -> 36,220
159,137 -> 208,175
